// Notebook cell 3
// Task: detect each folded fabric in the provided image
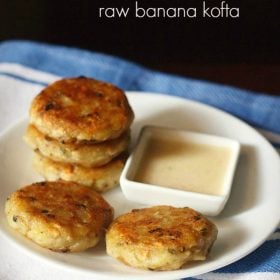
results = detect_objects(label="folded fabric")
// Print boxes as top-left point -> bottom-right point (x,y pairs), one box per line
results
0,40 -> 279,280
0,40 -> 279,137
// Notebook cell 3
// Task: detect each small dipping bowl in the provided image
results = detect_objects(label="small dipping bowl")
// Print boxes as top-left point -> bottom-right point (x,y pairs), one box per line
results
120,126 -> 240,216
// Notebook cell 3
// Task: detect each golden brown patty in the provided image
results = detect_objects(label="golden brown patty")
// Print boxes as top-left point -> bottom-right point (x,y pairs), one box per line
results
33,151 -> 125,192
5,181 -> 113,252
29,77 -> 134,142
24,124 -> 130,167
106,206 -> 218,271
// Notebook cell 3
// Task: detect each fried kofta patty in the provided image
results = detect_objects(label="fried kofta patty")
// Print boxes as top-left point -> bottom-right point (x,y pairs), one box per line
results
29,77 -> 134,142
24,124 -> 130,167
5,181 -> 113,252
106,206 -> 218,271
33,151 -> 125,192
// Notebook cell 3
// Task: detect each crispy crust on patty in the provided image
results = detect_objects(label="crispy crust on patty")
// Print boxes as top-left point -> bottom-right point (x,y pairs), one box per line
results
33,151 -> 125,192
29,77 -> 134,142
5,181 -> 113,252
106,206 -> 218,271
24,124 -> 130,167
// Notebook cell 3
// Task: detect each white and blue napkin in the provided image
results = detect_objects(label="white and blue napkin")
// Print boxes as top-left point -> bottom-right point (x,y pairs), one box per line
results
0,40 -> 279,280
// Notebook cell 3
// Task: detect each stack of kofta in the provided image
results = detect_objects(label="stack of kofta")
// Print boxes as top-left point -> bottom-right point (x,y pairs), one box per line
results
24,76 -> 134,192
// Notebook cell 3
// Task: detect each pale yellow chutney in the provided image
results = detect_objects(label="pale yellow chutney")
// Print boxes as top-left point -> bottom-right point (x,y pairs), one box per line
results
134,137 -> 232,196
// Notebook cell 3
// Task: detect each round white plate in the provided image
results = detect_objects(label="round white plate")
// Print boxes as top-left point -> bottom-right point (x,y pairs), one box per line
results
0,92 -> 279,280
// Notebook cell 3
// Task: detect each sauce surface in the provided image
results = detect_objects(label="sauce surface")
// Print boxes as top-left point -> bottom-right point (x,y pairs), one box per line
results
134,137 -> 232,196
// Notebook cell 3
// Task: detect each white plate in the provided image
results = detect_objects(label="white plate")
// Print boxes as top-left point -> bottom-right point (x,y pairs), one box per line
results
0,92 -> 279,280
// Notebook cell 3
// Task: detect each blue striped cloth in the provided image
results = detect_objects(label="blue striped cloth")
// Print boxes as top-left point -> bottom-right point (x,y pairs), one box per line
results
0,40 -> 280,138
0,40 -> 279,279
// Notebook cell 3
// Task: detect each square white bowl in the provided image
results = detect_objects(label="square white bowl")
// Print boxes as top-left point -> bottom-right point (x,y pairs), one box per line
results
120,126 -> 240,216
